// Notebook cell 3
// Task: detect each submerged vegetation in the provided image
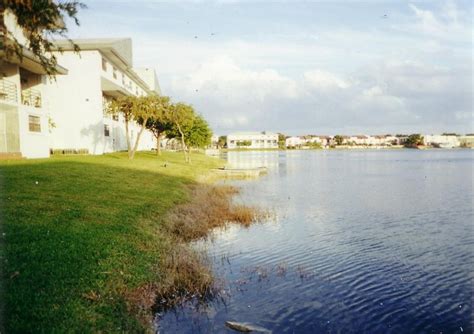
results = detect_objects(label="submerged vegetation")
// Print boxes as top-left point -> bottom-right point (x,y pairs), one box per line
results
165,184 -> 262,242
0,151 -> 262,332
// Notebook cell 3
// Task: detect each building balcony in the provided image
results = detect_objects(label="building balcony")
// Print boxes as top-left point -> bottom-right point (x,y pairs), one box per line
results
0,78 -> 18,105
21,87 -> 42,108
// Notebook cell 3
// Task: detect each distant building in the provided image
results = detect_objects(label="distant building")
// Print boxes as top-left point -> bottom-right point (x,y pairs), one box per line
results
364,135 -> 399,146
459,135 -> 474,148
350,135 -> 369,145
285,136 -> 305,148
227,131 -> 278,149
316,136 -> 331,147
210,135 -> 219,149
285,135 -> 323,148
423,135 -> 460,148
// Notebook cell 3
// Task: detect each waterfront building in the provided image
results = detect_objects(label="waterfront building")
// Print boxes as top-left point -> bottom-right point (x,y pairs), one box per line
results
47,38 -> 159,155
1,11 -> 161,158
227,131 -> 278,149
366,135 -> 397,146
423,134 -> 460,148
210,135 -> 220,149
285,136 -> 305,148
316,136 -> 331,147
349,135 -> 369,145
0,9 -> 68,158
459,135 -> 474,148
0,10 -> 160,158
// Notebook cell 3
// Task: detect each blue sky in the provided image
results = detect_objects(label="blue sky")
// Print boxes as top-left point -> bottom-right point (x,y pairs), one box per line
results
68,0 -> 472,135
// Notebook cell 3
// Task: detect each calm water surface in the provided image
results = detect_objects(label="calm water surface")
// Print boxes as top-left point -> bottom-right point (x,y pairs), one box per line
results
157,150 -> 473,333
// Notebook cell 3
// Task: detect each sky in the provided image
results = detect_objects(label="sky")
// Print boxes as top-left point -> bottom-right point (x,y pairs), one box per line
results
67,0 -> 472,135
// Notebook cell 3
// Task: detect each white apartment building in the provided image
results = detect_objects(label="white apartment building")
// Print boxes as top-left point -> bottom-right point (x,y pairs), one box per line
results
423,135 -> 460,148
286,135 -> 323,148
1,11 -> 161,159
459,135 -> 474,148
0,9 -> 69,158
46,38 -> 159,155
285,136 -> 305,148
227,131 -> 278,149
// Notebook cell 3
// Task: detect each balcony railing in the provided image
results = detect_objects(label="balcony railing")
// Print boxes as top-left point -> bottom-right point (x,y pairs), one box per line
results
0,79 -> 18,104
21,88 -> 42,108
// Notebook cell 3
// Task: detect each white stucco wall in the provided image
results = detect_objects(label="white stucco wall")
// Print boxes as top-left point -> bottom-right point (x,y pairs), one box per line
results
18,105 -> 50,158
46,51 -> 105,154
0,63 -> 51,158
45,50 -> 156,155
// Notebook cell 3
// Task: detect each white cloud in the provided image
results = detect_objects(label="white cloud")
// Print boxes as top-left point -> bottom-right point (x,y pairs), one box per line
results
404,1 -> 470,40
168,55 -> 471,134
304,70 -> 350,90
72,0 -> 472,134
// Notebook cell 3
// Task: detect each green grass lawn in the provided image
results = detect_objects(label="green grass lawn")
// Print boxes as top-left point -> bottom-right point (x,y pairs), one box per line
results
0,151 -> 223,333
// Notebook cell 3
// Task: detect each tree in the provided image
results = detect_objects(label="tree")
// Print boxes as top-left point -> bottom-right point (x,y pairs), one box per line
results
1,1 -> 86,75
278,133 -> 286,149
108,95 -> 156,160
184,114 -> 212,150
404,134 -> 424,148
334,135 -> 344,146
145,95 -> 172,156
168,102 -> 195,163
217,136 -> 227,149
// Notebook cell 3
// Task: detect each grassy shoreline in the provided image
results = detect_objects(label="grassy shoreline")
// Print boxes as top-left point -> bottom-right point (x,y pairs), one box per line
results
0,151 -> 235,332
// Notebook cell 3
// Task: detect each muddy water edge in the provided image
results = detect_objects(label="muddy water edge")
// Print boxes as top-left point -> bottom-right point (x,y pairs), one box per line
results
145,181 -> 265,331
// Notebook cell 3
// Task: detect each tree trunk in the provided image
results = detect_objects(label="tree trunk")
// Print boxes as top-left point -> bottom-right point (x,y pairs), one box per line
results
125,120 -> 132,159
177,123 -> 188,163
130,118 -> 148,160
156,133 -> 162,156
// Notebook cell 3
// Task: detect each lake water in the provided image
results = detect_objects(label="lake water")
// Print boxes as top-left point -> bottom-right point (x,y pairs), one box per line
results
157,150 -> 473,333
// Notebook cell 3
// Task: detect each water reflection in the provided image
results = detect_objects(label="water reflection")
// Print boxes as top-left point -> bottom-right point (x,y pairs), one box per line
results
158,150 -> 473,333
224,150 -> 280,169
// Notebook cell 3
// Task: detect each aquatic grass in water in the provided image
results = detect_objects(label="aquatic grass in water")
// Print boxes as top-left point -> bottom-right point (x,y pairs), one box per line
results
164,184 -> 265,242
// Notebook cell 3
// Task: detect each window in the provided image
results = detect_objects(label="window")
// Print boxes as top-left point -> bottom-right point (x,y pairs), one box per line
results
112,114 -> 119,121
28,115 -> 41,132
104,124 -> 110,137
102,58 -> 107,71
113,67 -> 117,79
122,73 -> 125,85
